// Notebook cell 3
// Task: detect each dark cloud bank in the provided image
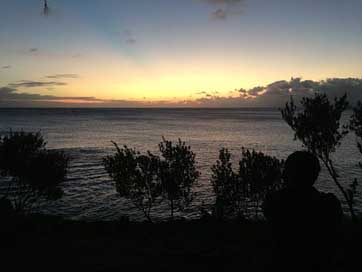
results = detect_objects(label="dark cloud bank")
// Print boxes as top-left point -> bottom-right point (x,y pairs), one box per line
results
1,78 -> 362,108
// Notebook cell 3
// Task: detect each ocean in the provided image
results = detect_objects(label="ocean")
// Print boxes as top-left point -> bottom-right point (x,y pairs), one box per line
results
0,108 -> 361,220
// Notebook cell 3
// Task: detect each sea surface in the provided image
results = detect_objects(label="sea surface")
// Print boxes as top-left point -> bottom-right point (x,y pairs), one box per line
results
0,108 -> 361,220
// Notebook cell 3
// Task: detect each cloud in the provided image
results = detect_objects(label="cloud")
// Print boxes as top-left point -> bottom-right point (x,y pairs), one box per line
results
0,87 -> 100,104
72,54 -> 82,58
247,86 -> 264,96
123,30 -> 137,45
200,0 -> 246,20
8,80 -> 67,88
0,87 -> 151,108
45,74 -> 80,79
126,38 -> 137,44
211,9 -> 227,20
184,78 -> 362,108
203,0 -> 244,3
2,65 -> 11,69
43,0 -> 50,16
1,78 -> 362,108
197,91 -> 211,95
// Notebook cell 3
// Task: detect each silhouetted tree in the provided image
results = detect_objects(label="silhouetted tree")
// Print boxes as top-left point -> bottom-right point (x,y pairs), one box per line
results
348,101 -> 362,205
0,131 -> 69,214
158,138 -> 199,220
103,143 -> 161,222
239,148 -> 284,218
350,101 -> 362,157
211,148 -> 284,220
281,93 -> 357,220
211,148 -> 242,220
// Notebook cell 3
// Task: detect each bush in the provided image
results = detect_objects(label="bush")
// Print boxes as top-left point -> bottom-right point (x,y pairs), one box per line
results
158,138 -> 199,220
211,148 -> 241,220
348,102 -> 362,206
211,148 -> 284,220
0,131 -> 69,214
104,138 -> 199,221
239,148 -> 284,218
350,101 -> 362,156
103,143 -> 161,222
281,93 -> 357,220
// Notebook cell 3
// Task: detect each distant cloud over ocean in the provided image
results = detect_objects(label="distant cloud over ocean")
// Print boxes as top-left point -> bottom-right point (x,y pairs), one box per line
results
1,78 -> 362,108
46,74 -> 80,79
8,80 -> 67,88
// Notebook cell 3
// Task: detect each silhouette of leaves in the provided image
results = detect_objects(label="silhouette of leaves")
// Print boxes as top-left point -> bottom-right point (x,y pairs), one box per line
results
281,93 -> 358,221
0,131 -> 69,214
211,148 -> 284,220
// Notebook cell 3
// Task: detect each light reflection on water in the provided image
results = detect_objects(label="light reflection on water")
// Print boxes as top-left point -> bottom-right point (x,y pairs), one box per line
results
0,108 -> 361,220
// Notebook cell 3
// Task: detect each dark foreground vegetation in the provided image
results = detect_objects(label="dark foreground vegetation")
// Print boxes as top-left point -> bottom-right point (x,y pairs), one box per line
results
1,215 -> 361,272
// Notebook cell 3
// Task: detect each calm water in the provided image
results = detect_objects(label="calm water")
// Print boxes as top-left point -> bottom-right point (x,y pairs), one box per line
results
0,108 -> 361,220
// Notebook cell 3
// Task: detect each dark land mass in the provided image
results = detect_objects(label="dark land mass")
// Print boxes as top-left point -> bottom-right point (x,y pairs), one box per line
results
1,215 -> 361,272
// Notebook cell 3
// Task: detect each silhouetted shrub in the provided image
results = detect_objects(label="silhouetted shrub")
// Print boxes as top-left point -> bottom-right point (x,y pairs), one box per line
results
211,148 -> 241,220
348,102 -> 362,205
239,148 -> 284,218
350,101 -> 362,157
0,131 -> 69,214
103,143 -> 161,222
104,138 -> 199,221
158,138 -> 199,220
281,93 -> 357,220
211,148 -> 284,220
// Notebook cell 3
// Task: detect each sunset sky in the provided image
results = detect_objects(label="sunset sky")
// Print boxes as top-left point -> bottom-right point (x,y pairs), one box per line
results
0,0 -> 361,107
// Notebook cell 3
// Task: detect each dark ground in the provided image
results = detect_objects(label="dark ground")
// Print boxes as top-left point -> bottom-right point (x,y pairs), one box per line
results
1,215 -> 361,272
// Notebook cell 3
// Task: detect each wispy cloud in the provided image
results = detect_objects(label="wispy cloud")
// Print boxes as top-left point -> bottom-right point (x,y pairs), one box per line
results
45,74 -> 80,79
0,87 -> 150,107
43,0 -> 50,16
8,80 -> 67,88
200,0 -> 246,20
211,9 -> 227,20
123,30 -> 137,44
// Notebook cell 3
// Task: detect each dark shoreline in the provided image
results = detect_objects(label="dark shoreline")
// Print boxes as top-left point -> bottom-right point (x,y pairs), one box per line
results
3,215 -> 361,271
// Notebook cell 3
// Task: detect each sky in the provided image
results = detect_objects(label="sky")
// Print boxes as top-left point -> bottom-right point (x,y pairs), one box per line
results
0,0 -> 361,107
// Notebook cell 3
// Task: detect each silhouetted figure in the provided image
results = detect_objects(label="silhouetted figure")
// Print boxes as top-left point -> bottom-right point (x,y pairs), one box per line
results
263,151 -> 342,271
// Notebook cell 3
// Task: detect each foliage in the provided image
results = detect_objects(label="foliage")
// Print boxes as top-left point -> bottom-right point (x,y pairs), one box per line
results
104,138 -> 199,221
103,143 -> 161,222
158,138 -> 199,219
211,148 -> 284,220
211,148 -> 240,219
281,93 -> 349,155
0,131 -> 69,214
239,148 -> 284,217
348,101 -> 362,207
281,93 -> 358,221
350,101 -> 362,156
